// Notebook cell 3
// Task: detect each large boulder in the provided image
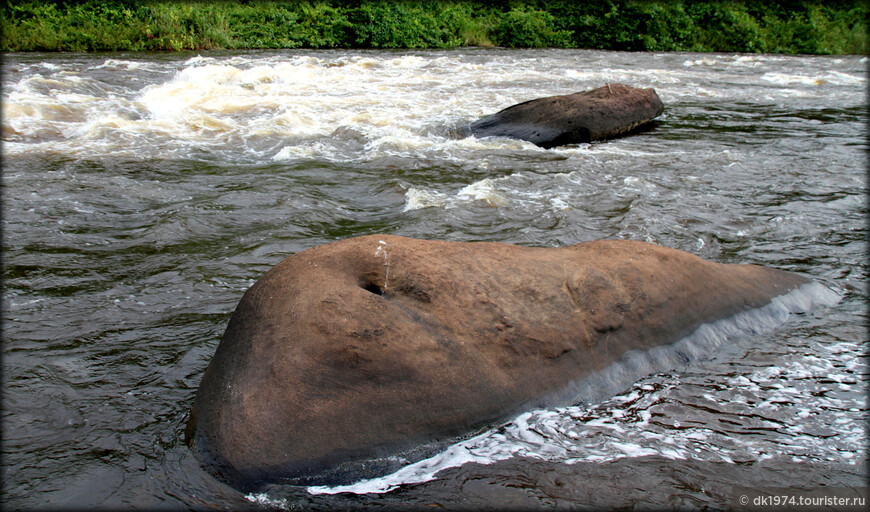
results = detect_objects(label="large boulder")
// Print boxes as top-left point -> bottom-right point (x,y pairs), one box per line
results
468,83 -> 664,148
187,235 -> 809,490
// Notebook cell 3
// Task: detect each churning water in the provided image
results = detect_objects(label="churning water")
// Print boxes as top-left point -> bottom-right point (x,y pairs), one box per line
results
2,49 -> 867,510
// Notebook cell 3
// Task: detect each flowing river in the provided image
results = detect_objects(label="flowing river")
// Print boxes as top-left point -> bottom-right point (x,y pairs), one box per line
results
2,48 -> 867,510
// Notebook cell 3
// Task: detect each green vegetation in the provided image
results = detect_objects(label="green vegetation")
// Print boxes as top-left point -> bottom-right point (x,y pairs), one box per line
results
1,0 -> 866,54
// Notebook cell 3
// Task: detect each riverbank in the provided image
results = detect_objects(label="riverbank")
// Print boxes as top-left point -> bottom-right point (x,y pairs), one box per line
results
1,0 -> 866,54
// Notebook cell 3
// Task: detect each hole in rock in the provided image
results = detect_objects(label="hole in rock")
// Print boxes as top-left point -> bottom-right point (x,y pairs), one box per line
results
361,282 -> 384,295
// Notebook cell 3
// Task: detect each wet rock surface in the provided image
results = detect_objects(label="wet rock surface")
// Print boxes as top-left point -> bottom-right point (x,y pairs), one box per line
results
187,235 -> 808,490
468,83 -> 664,148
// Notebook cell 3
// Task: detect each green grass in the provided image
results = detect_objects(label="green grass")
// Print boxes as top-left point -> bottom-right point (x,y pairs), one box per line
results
1,0 -> 866,54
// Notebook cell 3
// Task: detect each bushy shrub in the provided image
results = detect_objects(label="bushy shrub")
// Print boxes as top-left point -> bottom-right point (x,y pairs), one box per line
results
491,6 -> 573,48
687,2 -> 765,52
345,1 -> 469,48
294,2 -> 353,48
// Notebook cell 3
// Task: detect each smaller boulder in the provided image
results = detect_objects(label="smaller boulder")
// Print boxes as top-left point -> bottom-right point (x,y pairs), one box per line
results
468,83 -> 664,148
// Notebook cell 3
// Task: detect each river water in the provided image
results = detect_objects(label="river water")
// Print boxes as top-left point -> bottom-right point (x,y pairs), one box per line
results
2,49 -> 867,510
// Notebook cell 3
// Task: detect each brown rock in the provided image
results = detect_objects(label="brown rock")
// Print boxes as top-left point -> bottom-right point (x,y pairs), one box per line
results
187,235 -> 807,490
468,83 -> 664,148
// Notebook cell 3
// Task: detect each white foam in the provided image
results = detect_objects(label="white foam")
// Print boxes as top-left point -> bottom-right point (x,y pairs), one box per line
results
761,72 -> 826,86
5,52 -> 865,160
456,179 -> 509,207
825,70 -> 867,86
683,58 -> 718,67
88,58 -> 159,72
403,188 -> 449,211
245,492 -> 293,509
403,176 -> 515,211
